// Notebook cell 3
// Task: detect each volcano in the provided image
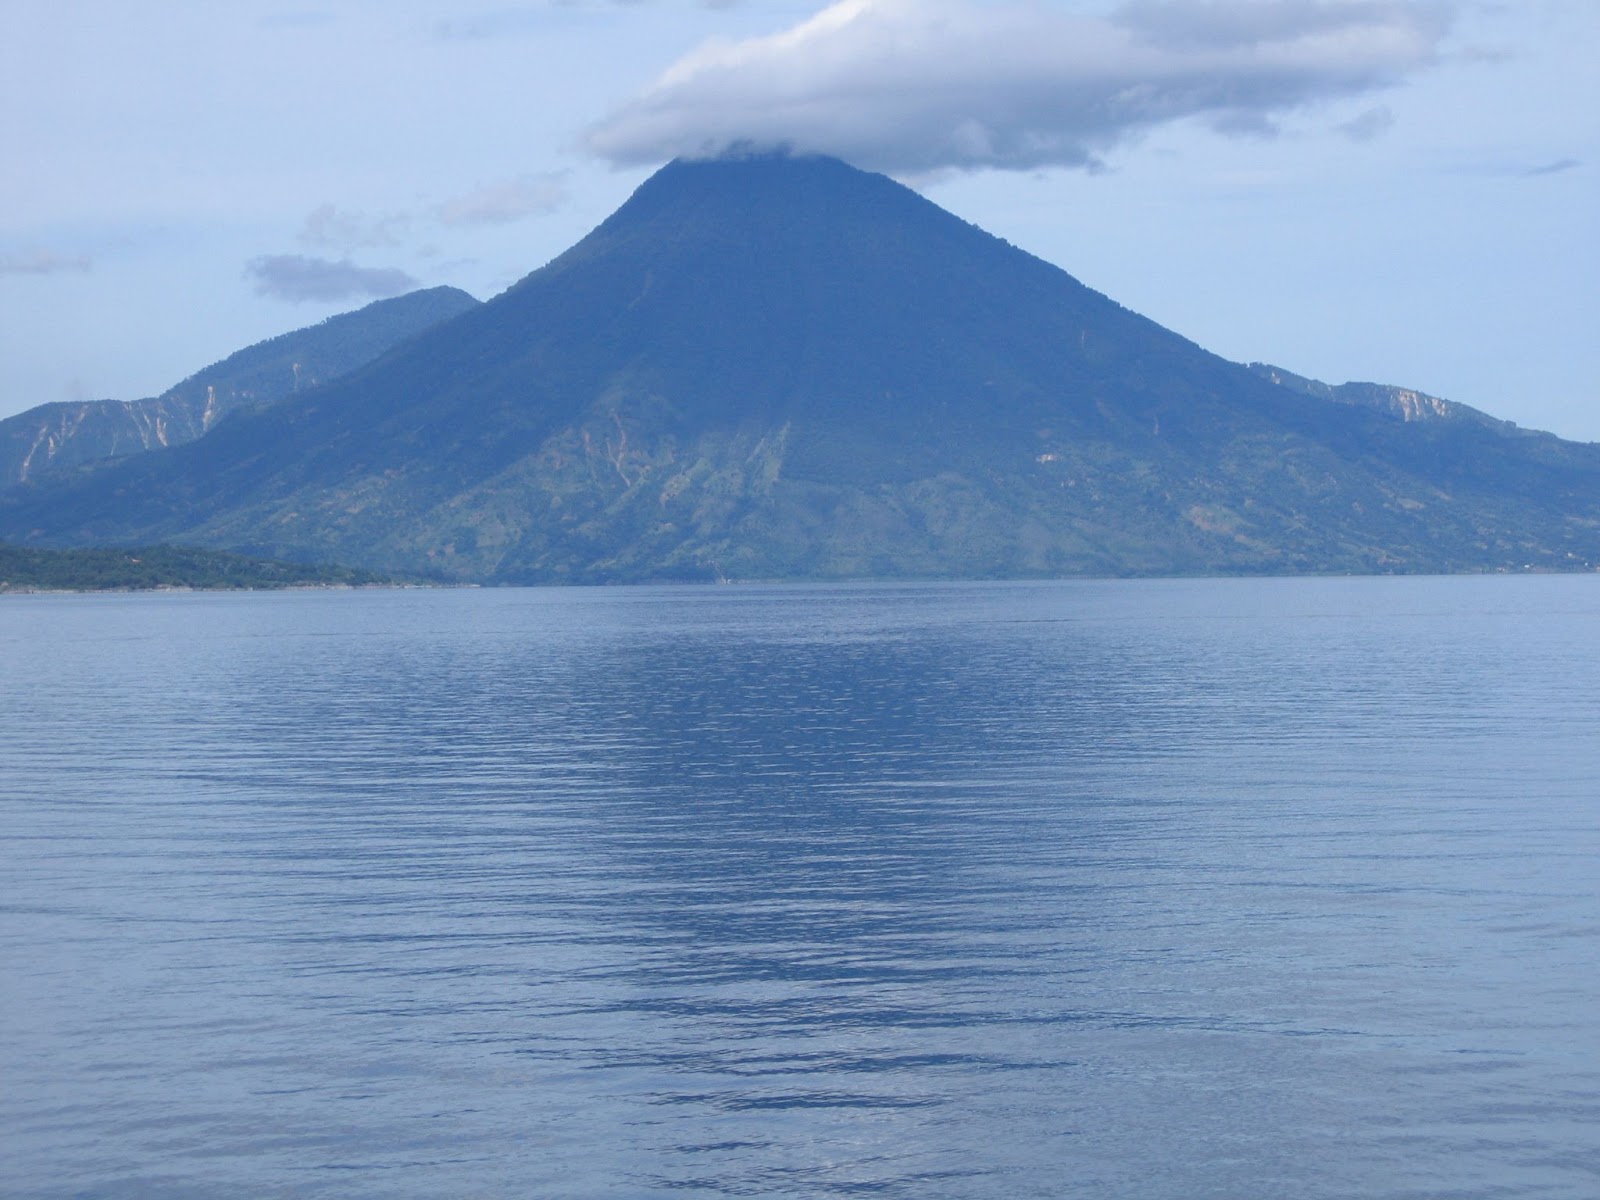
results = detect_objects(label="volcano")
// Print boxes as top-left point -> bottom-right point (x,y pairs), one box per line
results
4,153 -> 1598,581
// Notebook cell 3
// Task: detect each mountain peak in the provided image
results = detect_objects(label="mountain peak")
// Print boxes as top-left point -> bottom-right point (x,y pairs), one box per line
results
580,151 -> 932,246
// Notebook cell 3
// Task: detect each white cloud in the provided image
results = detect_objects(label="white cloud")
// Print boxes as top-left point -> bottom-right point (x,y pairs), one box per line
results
586,0 -> 1455,173
434,174 -> 570,226
0,249 -> 92,276
245,254 -> 418,303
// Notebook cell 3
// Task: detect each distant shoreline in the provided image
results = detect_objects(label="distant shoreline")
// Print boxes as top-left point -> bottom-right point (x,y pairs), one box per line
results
0,542 -> 404,594
0,581 -> 451,597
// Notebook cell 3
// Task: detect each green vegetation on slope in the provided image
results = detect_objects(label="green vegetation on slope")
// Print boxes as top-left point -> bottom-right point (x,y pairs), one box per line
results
0,542 -> 391,592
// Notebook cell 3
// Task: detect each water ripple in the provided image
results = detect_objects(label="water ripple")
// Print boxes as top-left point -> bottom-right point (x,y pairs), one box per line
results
4,577 -> 1599,1198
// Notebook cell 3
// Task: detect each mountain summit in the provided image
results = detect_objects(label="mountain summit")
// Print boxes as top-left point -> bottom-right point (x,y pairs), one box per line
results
4,154 -> 1598,580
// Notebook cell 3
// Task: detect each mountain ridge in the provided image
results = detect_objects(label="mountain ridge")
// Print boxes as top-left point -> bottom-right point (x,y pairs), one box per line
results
3,154 -> 1596,581
1247,362 -> 1535,437
0,286 -> 480,488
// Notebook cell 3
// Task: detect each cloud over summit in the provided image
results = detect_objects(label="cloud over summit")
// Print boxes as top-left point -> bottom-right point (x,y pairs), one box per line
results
586,0 -> 1454,174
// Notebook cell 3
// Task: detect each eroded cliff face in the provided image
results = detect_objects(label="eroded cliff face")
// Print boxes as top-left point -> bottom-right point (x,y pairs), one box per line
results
4,392 -> 224,485
1248,363 -> 1516,433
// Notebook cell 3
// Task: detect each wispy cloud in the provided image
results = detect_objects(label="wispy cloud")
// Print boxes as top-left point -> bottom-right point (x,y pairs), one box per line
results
433,8 -> 550,41
1455,156 -> 1584,180
292,173 -> 566,260
1522,157 -> 1580,177
0,249 -> 92,276
246,254 -> 418,303
587,0 -> 1456,174
297,204 -> 410,251
435,174 -> 569,226
434,0 -> 742,38
1337,105 -> 1396,142
262,172 -> 567,302
257,10 -> 336,30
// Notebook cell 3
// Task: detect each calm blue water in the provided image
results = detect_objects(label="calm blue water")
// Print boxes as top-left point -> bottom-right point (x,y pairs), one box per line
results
3,576 -> 1599,1199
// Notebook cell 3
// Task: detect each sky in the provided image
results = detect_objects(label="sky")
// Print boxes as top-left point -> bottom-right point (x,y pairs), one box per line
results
2,0 -> 1596,440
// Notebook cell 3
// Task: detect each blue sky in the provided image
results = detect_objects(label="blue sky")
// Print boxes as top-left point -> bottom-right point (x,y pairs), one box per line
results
2,1 -> 1595,439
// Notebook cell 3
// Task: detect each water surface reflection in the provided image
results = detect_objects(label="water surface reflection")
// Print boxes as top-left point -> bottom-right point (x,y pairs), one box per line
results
4,578 -> 1599,1198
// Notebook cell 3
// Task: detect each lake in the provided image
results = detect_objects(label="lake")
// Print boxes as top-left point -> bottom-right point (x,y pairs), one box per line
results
3,576 -> 1599,1198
